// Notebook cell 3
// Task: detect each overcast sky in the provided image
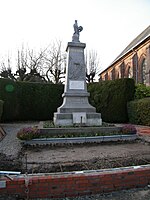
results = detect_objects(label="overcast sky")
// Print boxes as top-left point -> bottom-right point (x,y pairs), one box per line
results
0,0 -> 150,72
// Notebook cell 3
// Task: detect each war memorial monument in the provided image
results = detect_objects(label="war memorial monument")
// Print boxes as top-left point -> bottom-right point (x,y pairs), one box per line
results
54,20 -> 102,126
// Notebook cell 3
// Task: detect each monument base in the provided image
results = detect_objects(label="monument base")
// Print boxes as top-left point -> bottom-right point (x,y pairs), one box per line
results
54,92 -> 102,127
54,112 -> 102,127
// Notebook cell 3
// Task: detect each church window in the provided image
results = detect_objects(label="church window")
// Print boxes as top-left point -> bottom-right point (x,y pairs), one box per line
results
128,66 -> 133,78
141,58 -> 147,84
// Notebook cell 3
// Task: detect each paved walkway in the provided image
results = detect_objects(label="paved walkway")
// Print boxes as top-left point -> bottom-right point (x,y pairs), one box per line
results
135,125 -> 150,143
0,122 -> 38,157
115,124 -> 150,141
136,126 -> 150,136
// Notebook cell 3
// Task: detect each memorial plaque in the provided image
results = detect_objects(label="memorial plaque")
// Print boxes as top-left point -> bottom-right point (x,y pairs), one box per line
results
69,80 -> 84,90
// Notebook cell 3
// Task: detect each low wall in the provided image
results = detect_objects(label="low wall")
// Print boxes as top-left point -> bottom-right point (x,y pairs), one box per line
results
39,124 -> 122,136
1,165 -> 150,199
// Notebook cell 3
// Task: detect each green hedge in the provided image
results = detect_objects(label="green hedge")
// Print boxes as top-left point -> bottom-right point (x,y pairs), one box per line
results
0,78 -> 135,123
0,78 -> 63,121
135,83 -> 150,99
0,100 -> 4,121
127,97 -> 150,126
88,78 -> 135,123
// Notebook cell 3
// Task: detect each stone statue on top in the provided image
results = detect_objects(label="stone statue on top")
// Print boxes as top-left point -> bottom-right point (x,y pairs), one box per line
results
72,20 -> 83,42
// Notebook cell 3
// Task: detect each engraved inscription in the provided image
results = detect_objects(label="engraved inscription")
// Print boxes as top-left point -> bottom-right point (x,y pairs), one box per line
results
66,97 -> 86,104
70,48 -> 83,53
69,57 -> 85,79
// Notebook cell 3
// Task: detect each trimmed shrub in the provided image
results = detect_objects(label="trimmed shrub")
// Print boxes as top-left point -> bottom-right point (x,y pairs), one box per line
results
0,78 -> 64,121
127,97 -> 150,126
0,100 -> 4,121
135,84 -> 150,99
88,78 -> 135,123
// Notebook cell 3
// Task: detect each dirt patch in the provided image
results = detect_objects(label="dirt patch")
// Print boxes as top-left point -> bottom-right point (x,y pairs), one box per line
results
0,152 -> 22,171
23,155 -> 150,174
1,141 -> 150,174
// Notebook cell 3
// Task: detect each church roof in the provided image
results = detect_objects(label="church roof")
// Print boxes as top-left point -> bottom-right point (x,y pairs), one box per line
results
100,25 -> 150,74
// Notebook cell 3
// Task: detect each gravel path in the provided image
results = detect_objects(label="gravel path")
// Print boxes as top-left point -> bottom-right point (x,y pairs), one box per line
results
0,122 -> 38,158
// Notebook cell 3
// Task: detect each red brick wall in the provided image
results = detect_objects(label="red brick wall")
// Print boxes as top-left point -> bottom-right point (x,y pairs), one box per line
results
99,39 -> 150,85
0,165 -> 150,199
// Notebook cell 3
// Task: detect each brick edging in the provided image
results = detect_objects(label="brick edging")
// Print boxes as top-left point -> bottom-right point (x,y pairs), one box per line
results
0,165 -> 150,199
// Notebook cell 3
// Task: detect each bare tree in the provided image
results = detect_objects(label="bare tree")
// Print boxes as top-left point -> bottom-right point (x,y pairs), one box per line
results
14,49 -> 27,81
0,41 -> 66,83
15,46 -> 46,82
85,50 -> 100,83
0,56 -> 16,80
43,40 -> 66,84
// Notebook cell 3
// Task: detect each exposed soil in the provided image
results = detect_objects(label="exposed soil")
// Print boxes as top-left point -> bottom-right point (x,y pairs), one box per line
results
22,141 -> 150,173
1,141 -> 150,174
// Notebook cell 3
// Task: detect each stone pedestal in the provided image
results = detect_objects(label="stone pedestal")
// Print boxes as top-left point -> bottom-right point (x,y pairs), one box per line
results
54,41 -> 102,126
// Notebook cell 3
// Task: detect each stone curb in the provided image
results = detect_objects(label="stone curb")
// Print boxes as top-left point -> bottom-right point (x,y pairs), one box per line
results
22,134 -> 138,145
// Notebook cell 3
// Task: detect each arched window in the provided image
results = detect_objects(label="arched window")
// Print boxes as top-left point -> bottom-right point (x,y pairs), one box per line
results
105,72 -> 108,80
117,67 -> 121,79
141,58 -> 147,84
117,71 -> 120,79
128,66 -> 133,78
120,62 -> 125,78
110,71 -> 112,80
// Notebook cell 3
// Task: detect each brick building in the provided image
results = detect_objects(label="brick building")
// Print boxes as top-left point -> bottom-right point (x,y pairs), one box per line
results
99,25 -> 150,85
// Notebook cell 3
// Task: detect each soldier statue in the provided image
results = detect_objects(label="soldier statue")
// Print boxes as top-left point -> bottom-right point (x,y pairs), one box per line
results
72,20 -> 83,42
